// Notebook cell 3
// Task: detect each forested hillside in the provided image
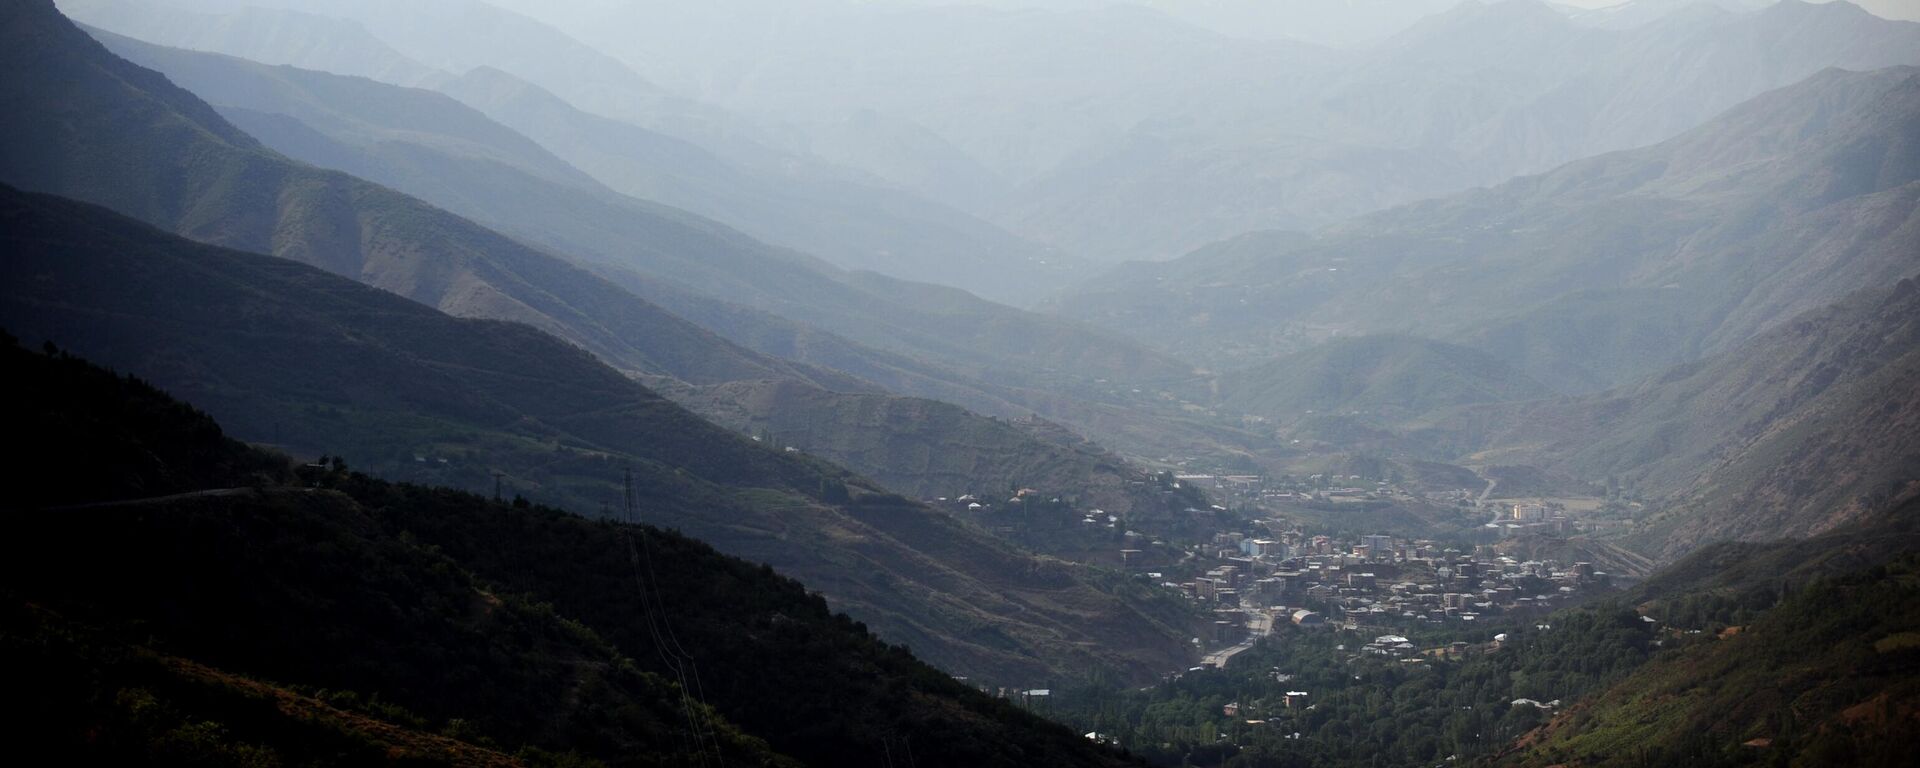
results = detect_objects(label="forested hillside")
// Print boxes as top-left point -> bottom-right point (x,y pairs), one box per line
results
0,337 -> 1145,767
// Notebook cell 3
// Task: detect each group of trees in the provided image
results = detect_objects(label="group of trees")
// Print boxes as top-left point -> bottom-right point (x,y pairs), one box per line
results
1049,605 -> 1660,767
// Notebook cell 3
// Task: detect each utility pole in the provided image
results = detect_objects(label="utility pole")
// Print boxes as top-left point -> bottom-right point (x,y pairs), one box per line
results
492,470 -> 505,502
623,468 -> 636,524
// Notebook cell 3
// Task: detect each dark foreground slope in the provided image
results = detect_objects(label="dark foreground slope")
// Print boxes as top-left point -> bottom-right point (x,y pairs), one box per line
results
0,185 -> 1195,685
1496,504 -> 1920,768
0,338 -> 1143,768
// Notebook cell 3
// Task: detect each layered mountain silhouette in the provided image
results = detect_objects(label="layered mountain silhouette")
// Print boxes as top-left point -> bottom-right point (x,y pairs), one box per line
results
478,0 -> 1920,262
1056,65 -> 1920,394
0,182 -> 1197,684
58,0 -> 1084,304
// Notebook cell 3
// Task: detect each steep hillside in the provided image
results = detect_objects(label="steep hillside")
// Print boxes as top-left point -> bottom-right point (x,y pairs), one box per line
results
0,0 -> 838,390
53,0 -> 444,85
71,30 -> 1257,518
0,185 -> 1196,686
63,0 -> 1082,305
1206,335 -> 1552,423
679,379 -> 1218,547
24,10 -> 1189,399
1438,278 -> 1920,559
434,65 -> 1078,306
0,338 -> 1143,768
1056,65 -> 1920,392
1498,544 -> 1920,767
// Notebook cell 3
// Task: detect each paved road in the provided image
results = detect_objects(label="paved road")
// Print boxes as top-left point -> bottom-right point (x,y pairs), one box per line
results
1201,610 -> 1275,668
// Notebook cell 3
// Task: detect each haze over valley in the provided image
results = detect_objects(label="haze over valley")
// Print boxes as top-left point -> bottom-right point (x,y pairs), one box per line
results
3,1 -> 1918,766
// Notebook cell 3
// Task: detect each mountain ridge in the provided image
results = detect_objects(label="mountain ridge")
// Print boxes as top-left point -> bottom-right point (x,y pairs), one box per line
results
0,181 -> 1197,685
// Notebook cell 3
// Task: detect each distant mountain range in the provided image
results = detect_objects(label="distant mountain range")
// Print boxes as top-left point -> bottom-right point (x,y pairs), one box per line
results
67,19 -> 1196,414
55,0 -> 1083,304
44,16 -> 1261,480
1054,64 -> 1920,394
474,0 -> 1920,264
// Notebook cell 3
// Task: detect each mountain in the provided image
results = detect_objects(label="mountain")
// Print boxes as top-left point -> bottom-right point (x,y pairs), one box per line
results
0,337 -> 1144,767
51,0 -> 443,85
435,65 -> 1077,306
1040,0 -> 1920,261
58,0 -> 687,127
1132,0 -> 1462,45
1495,507 -> 1920,767
1054,64 -> 1920,392
8,4 -> 1235,561
0,183 -> 1197,685
675,379 -> 1220,554
84,29 -> 605,194
1407,273 -> 1919,565
1203,335 -> 1554,423
66,0 -> 1080,304
53,16 -> 1186,396
484,0 -> 1920,264
0,0 -> 853,392
1562,0 -> 1772,30
61,23 -> 1217,471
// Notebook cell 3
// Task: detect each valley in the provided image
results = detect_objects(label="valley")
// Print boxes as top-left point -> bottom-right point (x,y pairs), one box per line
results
2,0 -> 1917,765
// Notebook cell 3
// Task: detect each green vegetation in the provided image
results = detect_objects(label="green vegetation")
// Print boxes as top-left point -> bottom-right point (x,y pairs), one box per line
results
1503,554 -> 1920,768
1039,501 -> 1920,768
1050,605 -> 1658,767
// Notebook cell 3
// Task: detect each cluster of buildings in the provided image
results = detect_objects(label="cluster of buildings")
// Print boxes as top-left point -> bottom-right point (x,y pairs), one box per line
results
1170,472 -> 1395,508
1485,501 -> 1576,538
1160,528 -> 1611,640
